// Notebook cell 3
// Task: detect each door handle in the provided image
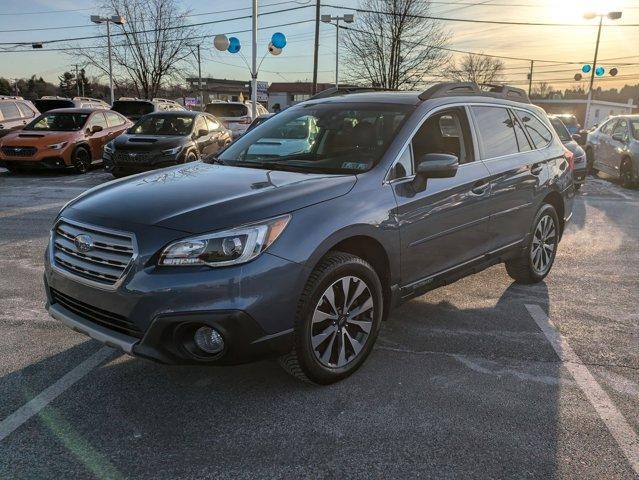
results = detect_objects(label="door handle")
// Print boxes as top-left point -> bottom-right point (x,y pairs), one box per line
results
530,163 -> 543,175
470,180 -> 490,196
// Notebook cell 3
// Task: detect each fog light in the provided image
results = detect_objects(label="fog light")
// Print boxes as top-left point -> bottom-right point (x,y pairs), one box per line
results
193,326 -> 224,354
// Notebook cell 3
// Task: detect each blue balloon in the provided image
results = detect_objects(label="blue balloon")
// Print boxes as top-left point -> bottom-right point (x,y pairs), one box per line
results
271,32 -> 287,49
228,37 -> 241,54
595,66 -> 605,77
582,64 -> 591,73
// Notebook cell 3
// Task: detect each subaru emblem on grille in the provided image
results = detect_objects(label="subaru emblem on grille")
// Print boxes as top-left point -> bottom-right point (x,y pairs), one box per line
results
73,234 -> 94,253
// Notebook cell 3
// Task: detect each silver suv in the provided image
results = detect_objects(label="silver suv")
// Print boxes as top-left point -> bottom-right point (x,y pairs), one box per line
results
0,96 -> 39,138
586,115 -> 639,188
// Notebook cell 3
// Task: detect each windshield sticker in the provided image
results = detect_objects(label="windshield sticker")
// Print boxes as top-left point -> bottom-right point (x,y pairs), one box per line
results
342,162 -> 368,171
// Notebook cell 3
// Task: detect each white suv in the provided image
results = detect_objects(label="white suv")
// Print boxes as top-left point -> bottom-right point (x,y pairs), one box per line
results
204,101 -> 268,139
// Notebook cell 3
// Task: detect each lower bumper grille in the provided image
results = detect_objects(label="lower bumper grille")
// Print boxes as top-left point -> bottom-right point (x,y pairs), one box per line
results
51,288 -> 143,338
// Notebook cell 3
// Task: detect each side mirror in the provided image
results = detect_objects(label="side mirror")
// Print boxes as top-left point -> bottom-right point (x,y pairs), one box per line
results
196,128 -> 208,138
612,132 -> 626,142
415,153 -> 459,179
89,125 -> 103,134
571,134 -> 582,143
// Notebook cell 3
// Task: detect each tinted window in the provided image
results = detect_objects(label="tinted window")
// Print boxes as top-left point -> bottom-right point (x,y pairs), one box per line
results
549,117 -> 572,142
205,103 -> 248,118
472,106 -> 520,158
25,112 -> 89,131
112,101 -> 154,118
612,119 -> 628,141
512,112 -> 532,151
630,119 -> 639,140
0,102 -> 20,120
105,111 -> 126,128
130,115 -> 194,136
17,102 -> 36,118
87,112 -> 108,129
33,99 -> 75,113
515,111 -> 553,149
412,108 -> 474,164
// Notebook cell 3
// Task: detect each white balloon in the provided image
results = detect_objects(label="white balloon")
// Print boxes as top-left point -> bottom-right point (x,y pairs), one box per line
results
268,42 -> 282,56
214,34 -> 230,51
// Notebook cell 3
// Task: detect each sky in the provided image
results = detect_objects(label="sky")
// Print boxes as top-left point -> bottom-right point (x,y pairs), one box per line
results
1,0 -> 639,96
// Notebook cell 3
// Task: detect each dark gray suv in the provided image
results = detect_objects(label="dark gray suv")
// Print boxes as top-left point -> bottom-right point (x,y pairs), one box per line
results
44,83 -> 575,384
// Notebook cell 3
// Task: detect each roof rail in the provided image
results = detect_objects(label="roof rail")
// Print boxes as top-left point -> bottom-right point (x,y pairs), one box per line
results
419,82 -> 530,104
118,97 -> 139,101
0,95 -> 24,100
73,96 -> 108,103
40,95 -> 69,100
308,86 -> 392,101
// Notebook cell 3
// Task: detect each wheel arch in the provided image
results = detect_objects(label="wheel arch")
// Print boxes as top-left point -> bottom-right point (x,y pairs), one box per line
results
541,190 -> 565,236
69,142 -> 93,166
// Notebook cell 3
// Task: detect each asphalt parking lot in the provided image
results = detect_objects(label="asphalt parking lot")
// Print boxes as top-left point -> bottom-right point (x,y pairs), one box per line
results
0,167 -> 637,479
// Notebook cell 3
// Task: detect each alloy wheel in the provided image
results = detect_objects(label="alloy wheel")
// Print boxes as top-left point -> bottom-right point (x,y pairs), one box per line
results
530,214 -> 556,275
310,275 -> 374,368
74,148 -> 90,173
620,160 -> 633,188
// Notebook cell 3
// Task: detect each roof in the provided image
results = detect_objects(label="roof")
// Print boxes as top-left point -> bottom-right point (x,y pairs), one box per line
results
145,110 -> 199,117
303,91 -> 423,105
45,108 -> 104,114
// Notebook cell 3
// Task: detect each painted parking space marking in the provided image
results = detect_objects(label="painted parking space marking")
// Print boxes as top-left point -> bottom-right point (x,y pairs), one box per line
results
525,304 -> 639,475
0,347 -> 116,442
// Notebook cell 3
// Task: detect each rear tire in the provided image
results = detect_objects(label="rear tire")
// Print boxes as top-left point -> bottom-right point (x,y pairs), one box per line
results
72,146 -> 91,174
279,252 -> 383,384
505,204 -> 560,284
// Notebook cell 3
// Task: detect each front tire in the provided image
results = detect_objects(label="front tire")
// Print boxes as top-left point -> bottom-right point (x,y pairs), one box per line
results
279,252 -> 383,384
620,158 -> 635,189
72,146 -> 91,174
184,151 -> 198,163
586,148 -> 598,175
505,204 -> 560,284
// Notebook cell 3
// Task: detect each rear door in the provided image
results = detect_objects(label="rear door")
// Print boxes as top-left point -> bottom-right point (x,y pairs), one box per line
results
471,105 -> 542,250
393,106 -> 494,286
0,101 -> 24,135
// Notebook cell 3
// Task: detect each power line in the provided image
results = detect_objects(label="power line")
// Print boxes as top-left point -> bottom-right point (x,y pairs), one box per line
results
0,4 -> 314,46
0,7 -> 94,16
323,4 -> 639,27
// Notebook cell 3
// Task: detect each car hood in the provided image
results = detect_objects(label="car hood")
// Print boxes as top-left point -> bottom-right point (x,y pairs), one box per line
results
113,134 -> 188,151
562,140 -> 585,157
0,130 -> 74,146
65,162 -> 357,233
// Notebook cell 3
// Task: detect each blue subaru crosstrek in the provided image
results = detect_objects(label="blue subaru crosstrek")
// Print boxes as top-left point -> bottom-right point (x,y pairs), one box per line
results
44,83 -> 574,384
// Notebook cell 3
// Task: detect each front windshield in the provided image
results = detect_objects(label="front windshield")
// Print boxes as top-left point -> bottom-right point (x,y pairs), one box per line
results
25,112 -> 89,132
129,115 -> 194,136
630,119 -> 639,140
549,117 -> 572,142
217,102 -> 413,174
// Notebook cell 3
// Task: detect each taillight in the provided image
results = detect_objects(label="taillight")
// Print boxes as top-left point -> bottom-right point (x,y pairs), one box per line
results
564,149 -> 574,172
239,116 -> 252,125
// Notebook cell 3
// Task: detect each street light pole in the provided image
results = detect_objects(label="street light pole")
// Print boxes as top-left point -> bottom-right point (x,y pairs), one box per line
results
312,0 -> 321,94
321,13 -> 354,90
91,15 -> 126,105
251,0 -> 258,119
583,11 -> 621,128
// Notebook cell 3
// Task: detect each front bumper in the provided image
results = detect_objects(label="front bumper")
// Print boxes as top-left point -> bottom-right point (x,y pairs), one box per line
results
44,216 -> 306,365
0,156 -> 69,170
103,151 -> 181,173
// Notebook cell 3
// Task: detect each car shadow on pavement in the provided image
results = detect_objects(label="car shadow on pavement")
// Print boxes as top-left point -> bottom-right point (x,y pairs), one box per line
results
2,280 -> 594,479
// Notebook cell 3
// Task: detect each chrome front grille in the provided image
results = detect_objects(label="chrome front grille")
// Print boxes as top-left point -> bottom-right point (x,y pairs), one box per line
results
52,219 -> 136,286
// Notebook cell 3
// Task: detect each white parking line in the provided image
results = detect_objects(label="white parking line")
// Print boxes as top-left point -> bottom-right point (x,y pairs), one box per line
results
0,347 -> 116,442
525,304 -> 639,475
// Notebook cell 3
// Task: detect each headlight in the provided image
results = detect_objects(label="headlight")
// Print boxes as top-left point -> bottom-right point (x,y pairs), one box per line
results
48,141 -> 68,150
158,214 -> 291,267
104,142 -> 114,154
162,146 -> 182,156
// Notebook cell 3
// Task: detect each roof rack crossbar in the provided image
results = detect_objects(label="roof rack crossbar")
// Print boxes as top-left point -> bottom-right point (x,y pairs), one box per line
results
308,86 -> 393,101
419,82 -> 530,104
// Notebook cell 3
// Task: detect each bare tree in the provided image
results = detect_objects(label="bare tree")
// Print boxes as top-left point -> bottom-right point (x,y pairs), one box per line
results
73,0 -> 197,99
449,53 -> 504,85
341,0 -> 450,90
532,81 -> 554,99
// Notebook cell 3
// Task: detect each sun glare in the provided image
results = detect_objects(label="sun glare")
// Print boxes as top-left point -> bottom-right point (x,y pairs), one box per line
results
551,0 -> 625,22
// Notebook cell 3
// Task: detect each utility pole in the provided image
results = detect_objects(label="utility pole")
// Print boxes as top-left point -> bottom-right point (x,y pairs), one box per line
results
74,64 -> 81,96
312,0 -> 321,94
528,60 -> 534,96
251,0 -> 258,119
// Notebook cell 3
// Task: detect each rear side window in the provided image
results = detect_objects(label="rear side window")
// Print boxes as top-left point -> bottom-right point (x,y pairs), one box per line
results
17,102 -> 36,118
0,102 -> 21,121
87,112 -> 108,129
105,111 -> 126,128
205,103 -> 248,118
472,106 -> 520,159
515,111 -> 553,149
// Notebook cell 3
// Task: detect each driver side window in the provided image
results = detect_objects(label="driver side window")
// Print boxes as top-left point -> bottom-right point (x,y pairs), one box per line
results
411,108 -> 473,168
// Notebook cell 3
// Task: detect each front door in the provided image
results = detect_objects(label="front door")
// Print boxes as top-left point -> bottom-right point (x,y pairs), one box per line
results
85,112 -> 110,160
392,107 -> 493,287
609,118 -> 629,177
